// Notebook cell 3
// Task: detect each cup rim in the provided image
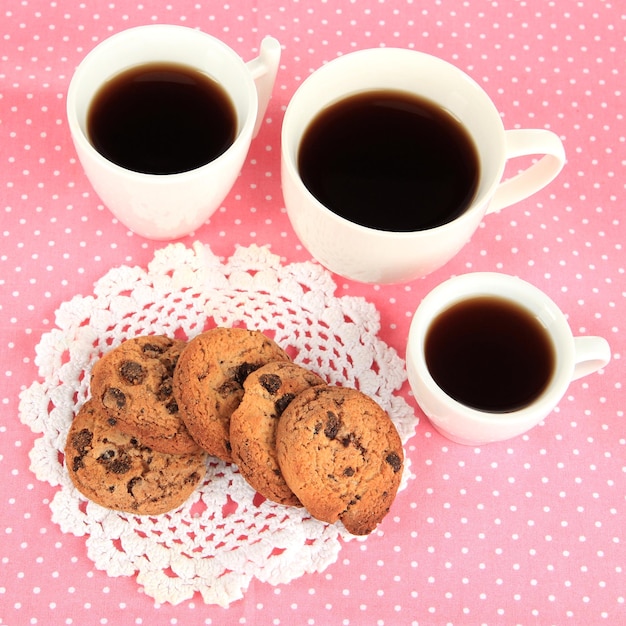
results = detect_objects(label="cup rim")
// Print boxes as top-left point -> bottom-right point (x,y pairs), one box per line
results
281,47 -> 507,238
66,24 -> 258,181
407,272 -> 575,426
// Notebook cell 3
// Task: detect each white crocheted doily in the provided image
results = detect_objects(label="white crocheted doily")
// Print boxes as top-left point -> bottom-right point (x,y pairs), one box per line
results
19,242 -> 418,607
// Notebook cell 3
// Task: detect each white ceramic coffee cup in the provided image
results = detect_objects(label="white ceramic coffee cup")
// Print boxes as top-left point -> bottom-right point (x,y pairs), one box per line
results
67,25 -> 281,240
406,272 -> 611,445
281,48 -> 566,284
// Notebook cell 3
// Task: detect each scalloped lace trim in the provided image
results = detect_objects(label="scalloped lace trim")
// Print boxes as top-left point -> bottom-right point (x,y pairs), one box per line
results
19,242 -> 418,606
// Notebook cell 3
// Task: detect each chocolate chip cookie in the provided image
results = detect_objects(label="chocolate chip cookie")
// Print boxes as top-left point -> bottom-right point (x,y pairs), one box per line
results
90,335 -> 200,455
173,327 -> 291,462
65,399 -> 207,515
230,361 -> 325,505
275,385 -> 404,535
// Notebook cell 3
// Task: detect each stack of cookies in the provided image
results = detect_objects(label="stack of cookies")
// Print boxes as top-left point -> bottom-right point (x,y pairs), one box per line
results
65,327 -> 404,535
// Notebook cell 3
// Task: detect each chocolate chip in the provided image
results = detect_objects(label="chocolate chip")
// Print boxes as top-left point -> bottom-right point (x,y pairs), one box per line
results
233,362 -> 260,385
97,449 -> 132,474
102,387 -> 126,410
156,378 -> 173,401
127,476 -> 142,495
343,467 -> 355,477
259,373 -> 282,395
184,471 -> 201,485
340,432 -> 366,454
162,357 -> 178,377
70,427 -> 94,473
385,452 -> 402,473
72,428 -> 93,451
120,360 -> 146,385
275,393 -> 295,416
109,457 -> 132,474
142,342 -> 167,357
324,411 -> 341,440
165,399 -> 178,414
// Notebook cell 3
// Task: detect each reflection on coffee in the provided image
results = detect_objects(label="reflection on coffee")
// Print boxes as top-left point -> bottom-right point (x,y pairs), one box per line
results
88,62 -> 236,175
425,297 -> 555,412
297,90 -> 479,232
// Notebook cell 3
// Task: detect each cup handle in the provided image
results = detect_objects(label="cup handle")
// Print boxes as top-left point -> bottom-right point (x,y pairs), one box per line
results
571,336 -> 611,381
246,36 -> 281,138
486,129 -> 566,214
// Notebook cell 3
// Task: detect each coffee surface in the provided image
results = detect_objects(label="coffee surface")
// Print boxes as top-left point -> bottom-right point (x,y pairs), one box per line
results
298,90 -> 479,231
88,62 -> 236,175
425,297 -> 555,412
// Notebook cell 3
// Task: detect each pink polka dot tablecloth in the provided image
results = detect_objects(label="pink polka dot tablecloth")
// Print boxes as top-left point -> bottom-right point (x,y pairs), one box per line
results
1,1 -> 624,624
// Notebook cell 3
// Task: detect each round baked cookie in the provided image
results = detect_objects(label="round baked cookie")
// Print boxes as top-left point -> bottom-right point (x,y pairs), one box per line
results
275,385 -> 404,535
230,361 -> 325,506
90,334 -> 200,455
173,327 -> 291,462
65,399 -> 207,515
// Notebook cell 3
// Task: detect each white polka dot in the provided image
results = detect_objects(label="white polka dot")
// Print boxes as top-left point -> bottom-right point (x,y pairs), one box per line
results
1,1 -> 624,624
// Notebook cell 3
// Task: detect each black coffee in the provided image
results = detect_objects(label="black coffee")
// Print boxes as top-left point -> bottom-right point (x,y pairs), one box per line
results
88,62 -> 236,175
425,297 -> 555,412
297,90 -> 480,232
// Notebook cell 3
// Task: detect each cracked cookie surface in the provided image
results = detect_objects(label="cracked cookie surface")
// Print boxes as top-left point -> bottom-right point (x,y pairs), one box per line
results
275,385 -> 404,535
230,361 -> 325,506
65,399 -> 207,515
90,335 -> 199,454
172,327 -> 290,462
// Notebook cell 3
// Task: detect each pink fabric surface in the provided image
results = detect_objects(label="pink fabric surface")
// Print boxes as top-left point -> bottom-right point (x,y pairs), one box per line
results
1,1 -> 624,624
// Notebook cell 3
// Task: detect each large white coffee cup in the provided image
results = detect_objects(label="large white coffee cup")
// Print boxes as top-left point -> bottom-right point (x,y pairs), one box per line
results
406,272 -> 611,445
281,48 -> 566,284
67,25 -> 281,240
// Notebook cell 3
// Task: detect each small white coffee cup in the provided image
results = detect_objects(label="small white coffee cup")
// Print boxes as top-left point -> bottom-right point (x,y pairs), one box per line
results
406,272 -> 611,445
281,48 -> 566,284
67,25 -> 281,240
